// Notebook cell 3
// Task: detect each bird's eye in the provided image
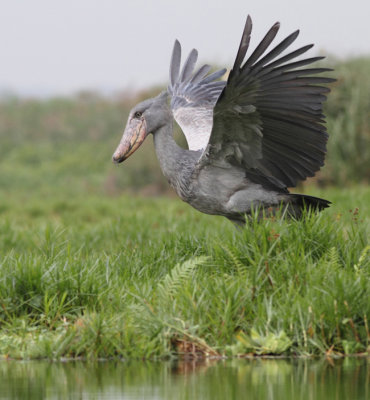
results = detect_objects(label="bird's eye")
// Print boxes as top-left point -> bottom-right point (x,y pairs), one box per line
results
134,111 -> 142,119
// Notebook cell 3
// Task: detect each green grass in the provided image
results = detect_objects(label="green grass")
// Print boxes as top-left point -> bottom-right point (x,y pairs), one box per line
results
0,187 -> 369,359
0,57 -> 369,359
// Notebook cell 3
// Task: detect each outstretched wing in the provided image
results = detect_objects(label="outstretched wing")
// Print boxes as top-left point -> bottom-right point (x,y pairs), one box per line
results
197,15 -> 335,189
168,40 -> 226,151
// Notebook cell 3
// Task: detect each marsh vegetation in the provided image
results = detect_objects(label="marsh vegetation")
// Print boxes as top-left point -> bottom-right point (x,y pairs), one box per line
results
0,58 -> 369,359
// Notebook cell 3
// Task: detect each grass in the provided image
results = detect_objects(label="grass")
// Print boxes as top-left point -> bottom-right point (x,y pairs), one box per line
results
0,186 -> 369,359
0,57 -> 369,359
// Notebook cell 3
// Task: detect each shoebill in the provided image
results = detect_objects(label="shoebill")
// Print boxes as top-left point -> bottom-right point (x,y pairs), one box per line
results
112,15 -> 334,225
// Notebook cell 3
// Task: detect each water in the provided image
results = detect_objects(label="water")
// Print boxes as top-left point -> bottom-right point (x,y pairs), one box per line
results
0,358 -> 368,399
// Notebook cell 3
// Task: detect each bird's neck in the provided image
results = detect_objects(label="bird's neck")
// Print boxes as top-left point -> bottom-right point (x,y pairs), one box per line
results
153,120 -> 187,186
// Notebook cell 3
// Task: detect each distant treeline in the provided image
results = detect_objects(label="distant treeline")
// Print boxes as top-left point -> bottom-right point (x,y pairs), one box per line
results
0,57 -> 368,197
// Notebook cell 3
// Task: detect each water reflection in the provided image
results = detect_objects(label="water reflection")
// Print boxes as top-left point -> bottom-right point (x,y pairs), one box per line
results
0,357 -> 368,400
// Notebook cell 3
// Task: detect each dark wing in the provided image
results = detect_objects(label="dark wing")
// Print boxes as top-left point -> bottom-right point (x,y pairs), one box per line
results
167,40 -> 226,150
197,15 -> 335,189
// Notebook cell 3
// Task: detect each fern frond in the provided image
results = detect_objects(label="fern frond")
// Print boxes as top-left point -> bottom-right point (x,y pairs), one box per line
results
354,245 -> 370,274
221,244 -> 246,274
325,247 -> 340,268
157,256 -> 208,301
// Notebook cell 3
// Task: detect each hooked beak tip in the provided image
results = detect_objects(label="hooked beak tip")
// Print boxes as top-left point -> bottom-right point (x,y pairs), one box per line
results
112,153 -> 125,164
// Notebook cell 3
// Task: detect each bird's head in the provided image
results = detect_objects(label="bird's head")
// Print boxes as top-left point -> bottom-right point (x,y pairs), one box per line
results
112,91 -> 169,163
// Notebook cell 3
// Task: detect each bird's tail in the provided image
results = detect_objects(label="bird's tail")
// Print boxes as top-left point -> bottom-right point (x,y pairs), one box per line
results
286,193 -> 331,218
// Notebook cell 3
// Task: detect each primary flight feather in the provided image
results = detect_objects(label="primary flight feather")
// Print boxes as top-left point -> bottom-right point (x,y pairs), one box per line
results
112,15 -> 334,225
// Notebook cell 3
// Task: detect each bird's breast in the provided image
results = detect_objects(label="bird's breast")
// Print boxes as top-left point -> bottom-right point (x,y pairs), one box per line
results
185,165 -> 248,215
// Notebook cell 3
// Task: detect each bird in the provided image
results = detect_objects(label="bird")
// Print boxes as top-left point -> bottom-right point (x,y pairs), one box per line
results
112,15 -> 334,226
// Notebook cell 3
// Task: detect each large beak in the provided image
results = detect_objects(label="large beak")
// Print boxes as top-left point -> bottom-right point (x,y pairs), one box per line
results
112,119 -> 147,163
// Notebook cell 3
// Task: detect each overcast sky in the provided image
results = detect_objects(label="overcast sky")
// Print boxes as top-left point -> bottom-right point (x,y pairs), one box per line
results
1,0 -> 369,97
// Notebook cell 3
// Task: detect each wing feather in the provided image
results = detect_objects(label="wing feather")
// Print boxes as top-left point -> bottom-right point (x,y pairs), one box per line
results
232,15 -> 252,70
190,65 -> 212,84
179,49 -> 198,82
201,69 -> 228,84
197,15 -> 334,189
169,40 -> 181,88
262,44 -> 314,69
242,22 -> 280,69
167,41 -> 226,150
253,30 -> 300,69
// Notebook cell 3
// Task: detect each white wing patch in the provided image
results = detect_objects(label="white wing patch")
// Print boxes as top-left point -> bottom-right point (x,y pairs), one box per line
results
173,107 -> 214,151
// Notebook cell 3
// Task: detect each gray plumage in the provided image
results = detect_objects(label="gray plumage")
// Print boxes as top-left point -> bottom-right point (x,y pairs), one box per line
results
112,15 -> 333,225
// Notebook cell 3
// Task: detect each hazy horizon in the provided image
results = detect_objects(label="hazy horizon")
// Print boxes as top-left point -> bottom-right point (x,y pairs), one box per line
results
1,0 -> 369,97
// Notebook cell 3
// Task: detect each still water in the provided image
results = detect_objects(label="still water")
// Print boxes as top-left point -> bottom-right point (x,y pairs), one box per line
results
0,358 -> 368,400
